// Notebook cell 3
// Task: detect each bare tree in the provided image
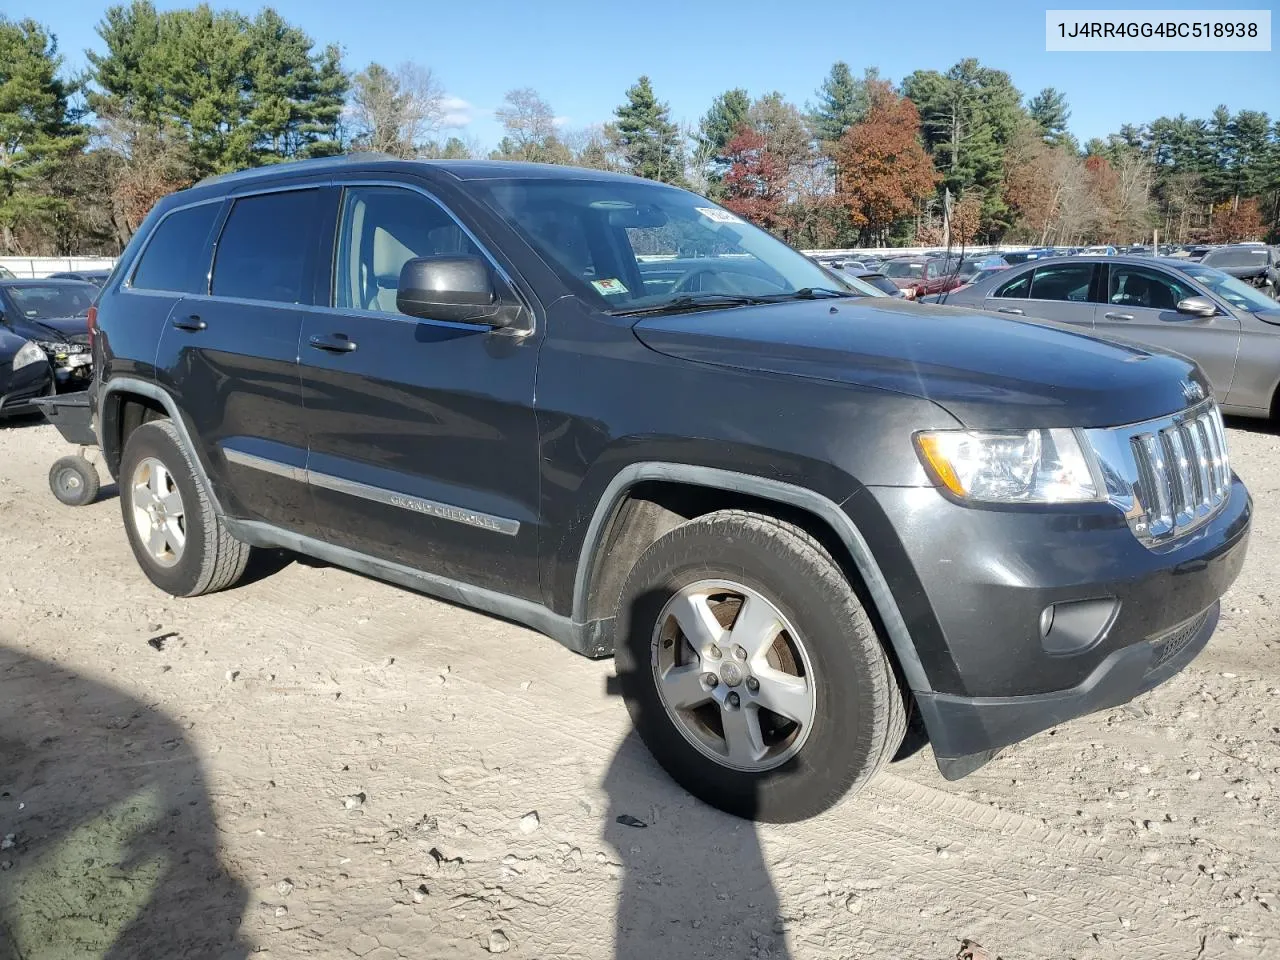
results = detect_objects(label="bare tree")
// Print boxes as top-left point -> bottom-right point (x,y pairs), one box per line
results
494,88 -> 560,161
95,116 -> 195,244
348,62 -> 445,158
1111,151 -> 1156,241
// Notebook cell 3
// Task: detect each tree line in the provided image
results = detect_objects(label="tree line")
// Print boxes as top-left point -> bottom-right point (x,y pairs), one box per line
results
2,3 -> 1278,256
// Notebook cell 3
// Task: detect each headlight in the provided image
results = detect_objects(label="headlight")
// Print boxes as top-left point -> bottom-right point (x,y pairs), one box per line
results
915,428 -> 1100,503
12,340 -> 46,371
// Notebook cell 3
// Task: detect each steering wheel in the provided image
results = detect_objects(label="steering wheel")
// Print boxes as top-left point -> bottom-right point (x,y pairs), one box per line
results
669,266 -> 721,296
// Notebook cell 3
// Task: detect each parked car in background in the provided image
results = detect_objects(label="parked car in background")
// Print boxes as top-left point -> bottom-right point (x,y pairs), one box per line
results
1187,245 -> 1214,261
0,325 -> 53,418
918,265 -> 1010,303
0,265 -> 15,279
932,255 -> 1280,417
880,256 -> 967,299
1079,245 -> 1117,257
1200,245 -> 1279,295
1001,248 -> 1055,265
90,156 -> 1250,821
0,279 -> 95,393
856,272 -> 907,297
47,269 -> 112,286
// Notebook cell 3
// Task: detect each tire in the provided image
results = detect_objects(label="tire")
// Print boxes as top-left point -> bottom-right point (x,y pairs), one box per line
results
614,509 -> 907,822
48,455 -> 100,507
118,419 -> 252,597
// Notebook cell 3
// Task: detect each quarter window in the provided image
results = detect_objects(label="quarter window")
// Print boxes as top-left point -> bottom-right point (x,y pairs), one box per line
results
335,186 -> 481,314
1108,266 -> 1196,311
131,202 -> 221,293
211,190 -> 325,304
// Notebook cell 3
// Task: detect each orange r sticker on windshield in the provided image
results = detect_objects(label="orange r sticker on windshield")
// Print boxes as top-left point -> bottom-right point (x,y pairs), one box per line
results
591,278 -> 629,295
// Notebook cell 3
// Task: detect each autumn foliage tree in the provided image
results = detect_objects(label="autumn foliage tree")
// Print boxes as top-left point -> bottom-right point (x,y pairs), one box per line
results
834,83 -> 937,245
1209,197 -> 1265,242
720,126 -> 790,233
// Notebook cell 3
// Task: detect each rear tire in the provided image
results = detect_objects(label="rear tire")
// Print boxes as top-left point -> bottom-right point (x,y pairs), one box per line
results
614,509 -> 906,822
119,419 -> 251,597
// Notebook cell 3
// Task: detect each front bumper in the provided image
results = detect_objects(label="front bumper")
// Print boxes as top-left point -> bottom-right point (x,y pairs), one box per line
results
860,476 -> 1251,774
917,602 -> 1218,778
0,362 -> 54,417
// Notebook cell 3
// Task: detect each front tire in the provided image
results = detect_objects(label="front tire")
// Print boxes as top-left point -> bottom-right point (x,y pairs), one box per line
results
118,419 -> 251,597
614,509 -> 906,822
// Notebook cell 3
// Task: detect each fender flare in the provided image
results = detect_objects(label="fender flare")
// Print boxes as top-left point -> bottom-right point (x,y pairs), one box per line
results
98,377 -> 227,516
570,462 -> 932,693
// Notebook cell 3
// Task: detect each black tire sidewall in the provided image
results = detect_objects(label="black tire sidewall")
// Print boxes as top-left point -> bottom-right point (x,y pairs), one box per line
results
49,457 -> 99,506
118,422 -> 209,596
615,516 -> 893,821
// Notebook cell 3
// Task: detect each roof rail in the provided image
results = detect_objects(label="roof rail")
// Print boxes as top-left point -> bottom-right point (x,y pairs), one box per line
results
195,152 -> 400,188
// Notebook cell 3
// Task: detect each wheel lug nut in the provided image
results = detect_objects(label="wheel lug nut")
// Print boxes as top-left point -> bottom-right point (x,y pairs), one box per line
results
704,673 -> 718,688
708,645 -> 722,660
734,646 -> 747,661
746,677 -> 759,692
726,692 -> 740,708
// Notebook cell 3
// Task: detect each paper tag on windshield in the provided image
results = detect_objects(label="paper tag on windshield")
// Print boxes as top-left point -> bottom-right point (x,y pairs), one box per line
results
695,207 -> 742,224
591,278 -> 629,295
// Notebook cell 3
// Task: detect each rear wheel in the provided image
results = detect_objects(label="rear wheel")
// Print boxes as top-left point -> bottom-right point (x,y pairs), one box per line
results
119,419 -> 251,597
615,509 -> 906,822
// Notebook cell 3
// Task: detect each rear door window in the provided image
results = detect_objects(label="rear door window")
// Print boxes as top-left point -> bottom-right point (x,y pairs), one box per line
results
993,268 -> 1033,298
131,202 -> 222,293
1027,263 -> 1095,302
211,190 -> 326,304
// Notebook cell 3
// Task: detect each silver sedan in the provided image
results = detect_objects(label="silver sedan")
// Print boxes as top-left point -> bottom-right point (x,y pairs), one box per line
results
931,256 -> 1280,419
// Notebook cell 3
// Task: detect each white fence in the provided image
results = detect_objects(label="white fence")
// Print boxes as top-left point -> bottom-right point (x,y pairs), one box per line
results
803,245 -> 1036,258
0,256 -> 117,279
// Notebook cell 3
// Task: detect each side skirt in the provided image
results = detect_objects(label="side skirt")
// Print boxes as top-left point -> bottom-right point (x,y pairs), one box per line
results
223,518 -> 607,659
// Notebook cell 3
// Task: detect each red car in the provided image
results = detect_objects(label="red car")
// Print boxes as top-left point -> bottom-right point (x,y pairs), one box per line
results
880,257 -> 973,299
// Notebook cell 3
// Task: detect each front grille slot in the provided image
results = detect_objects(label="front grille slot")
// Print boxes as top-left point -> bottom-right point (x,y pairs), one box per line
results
1105,402 -> 1230,546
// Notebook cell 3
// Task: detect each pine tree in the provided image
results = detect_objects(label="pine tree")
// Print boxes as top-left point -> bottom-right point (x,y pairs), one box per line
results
1027,87 -> 1071,147
810,62 -> 880,144
609,76 -> 685,185
0,16 -> 87,253
698,88 -> 750,157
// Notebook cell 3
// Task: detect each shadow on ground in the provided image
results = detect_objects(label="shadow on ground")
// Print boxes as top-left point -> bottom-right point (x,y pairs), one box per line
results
0,643 -> 249,959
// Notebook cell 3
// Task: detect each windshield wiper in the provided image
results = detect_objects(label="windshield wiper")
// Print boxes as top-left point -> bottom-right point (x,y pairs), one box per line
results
609,294 -> 768,317
762,287 -> 855,301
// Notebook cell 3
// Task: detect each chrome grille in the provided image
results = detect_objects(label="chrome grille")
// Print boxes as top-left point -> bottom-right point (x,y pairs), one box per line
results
1086,401 -> 1231,547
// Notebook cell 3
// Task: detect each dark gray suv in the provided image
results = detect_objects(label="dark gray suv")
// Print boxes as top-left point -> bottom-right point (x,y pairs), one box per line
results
90,157 -> 1251,821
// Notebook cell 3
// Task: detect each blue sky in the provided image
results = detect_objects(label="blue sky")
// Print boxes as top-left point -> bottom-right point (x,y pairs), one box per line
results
34,0 -> 1280,148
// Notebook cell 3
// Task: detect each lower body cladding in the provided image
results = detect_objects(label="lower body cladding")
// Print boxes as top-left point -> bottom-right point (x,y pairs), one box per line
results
864,477 -> 1251,779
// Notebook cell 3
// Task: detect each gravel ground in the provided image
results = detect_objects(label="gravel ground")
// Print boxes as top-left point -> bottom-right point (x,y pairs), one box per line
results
0,416 -> 1277,960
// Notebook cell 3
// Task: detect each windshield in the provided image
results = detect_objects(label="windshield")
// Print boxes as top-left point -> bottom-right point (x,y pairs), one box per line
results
4,282 -> 96,320
1203,248 -> 1268,268
1178,264 -> 1277,312
882,261 -> 925,279
475,179 -> 851,313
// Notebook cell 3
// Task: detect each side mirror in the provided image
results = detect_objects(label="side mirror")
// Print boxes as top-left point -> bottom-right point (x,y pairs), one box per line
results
1175,296 -> 1217,318
396,256 -> 514,327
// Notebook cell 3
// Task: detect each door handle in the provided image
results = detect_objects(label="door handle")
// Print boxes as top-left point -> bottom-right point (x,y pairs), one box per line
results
309,333 -> 358,353
1104,312 -> 1135,321
997,307 -> 1024,315
172,315 -> 207,331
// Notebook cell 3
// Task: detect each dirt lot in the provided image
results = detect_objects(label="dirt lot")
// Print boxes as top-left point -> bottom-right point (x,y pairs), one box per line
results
1,417 -> 1277,960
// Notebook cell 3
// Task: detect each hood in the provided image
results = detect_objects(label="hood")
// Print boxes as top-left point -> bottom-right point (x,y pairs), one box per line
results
631,298 -> 1205,429
11,314 -> 88,342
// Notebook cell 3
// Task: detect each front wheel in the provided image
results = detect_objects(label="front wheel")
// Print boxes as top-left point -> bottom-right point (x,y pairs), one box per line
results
614,509 -> 907,822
